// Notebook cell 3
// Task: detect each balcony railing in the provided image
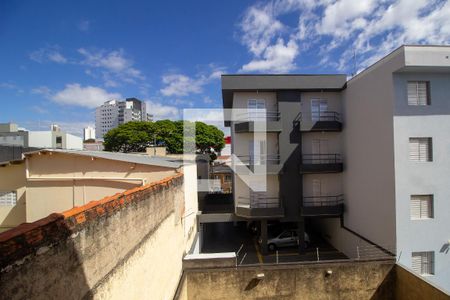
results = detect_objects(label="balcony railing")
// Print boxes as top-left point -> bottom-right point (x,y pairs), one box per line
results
303,195 -> 344,207
296,111 -> 342,132
236,195 -> 284,218
302,154 -> 342,164
235,111 -> 280,122
236,154 -> 280,165
301,195 -> 344,217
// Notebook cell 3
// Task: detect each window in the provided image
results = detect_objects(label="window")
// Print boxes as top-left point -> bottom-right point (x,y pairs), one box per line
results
225,175 -> 232,182
311,99 -> 328,121
410,195 -> 433,219
409,138 -> 432,162
0,191 -> 17,206
412,251 -> 434,275
408,81 -> 430,106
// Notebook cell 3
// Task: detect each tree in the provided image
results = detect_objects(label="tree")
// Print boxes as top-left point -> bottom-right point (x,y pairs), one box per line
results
103,121 -> 154,152
103,120 -> 225,156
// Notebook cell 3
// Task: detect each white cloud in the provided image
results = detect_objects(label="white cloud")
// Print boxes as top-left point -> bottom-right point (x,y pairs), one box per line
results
160,74 -> 203,97
78,48 -> 143,77
239,0 -> 450,74
31,86 -> 52,97
160,67 -> 225,97
78,20 -> 90,32
29,45 -> 68,64
241,38 -> 299,73
51,83 -> 121,108
145,100 -> 180,120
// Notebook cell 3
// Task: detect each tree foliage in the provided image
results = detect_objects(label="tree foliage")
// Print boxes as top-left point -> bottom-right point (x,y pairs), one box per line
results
103,120 -> 225,157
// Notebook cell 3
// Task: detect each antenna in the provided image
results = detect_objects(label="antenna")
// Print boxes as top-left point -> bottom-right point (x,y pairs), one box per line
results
352,49 -> 356,77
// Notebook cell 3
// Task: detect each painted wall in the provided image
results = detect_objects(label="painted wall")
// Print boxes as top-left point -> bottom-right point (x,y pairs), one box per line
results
340,48 -> 404,248
25,152 -> 177,222
0,174 -> 197,300
0,163 -> 26,232
303,173 -> 342,197
393,72 -> 450,293
65,134 -> 83,150
28,131 -> 53,148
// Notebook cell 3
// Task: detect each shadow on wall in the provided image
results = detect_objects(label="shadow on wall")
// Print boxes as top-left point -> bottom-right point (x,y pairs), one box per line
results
0,193 -> 26,232
0,213 -> 93,300
0,174 -> 185,300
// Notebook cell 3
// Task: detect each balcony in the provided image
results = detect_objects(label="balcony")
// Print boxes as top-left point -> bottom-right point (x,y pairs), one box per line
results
236,195 -> 284,218
234,111 -> 282,133
301,195 -> 344,217
297,111 -> 342,132
299,154 -> 343,174
233,154 -> 283,175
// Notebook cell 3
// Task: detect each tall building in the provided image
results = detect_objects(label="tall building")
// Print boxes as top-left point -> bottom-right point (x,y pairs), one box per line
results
95,98 -> 153,139
83,126 -> 95,141
220,45 -> 450,293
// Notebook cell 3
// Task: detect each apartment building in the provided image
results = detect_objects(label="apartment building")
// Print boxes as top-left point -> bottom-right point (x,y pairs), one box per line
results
95,98 -> 154,139
221,45 -> 450,292
0,123 -> 82,150
222,74 -> 347,254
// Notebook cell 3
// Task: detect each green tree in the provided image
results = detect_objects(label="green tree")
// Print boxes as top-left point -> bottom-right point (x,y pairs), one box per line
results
103,121 -> 154,152
103,120 -> 225,156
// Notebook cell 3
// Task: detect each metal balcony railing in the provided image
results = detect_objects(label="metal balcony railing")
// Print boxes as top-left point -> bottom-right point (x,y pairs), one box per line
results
238,195 -> 282,208
296,111 -> 340,122
235,111 -> 281,122
303,195 -> 344,207
302,154 -> 342,164
236,154 -> 280,165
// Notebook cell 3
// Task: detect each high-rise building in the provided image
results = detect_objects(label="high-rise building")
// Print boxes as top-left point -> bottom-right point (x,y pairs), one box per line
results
95,98 -> 153,139
83,126 -> 95,141
217,45 -> 450,293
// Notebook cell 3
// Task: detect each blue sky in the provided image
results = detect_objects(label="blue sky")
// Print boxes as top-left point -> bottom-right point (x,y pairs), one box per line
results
1,0 -> 449,136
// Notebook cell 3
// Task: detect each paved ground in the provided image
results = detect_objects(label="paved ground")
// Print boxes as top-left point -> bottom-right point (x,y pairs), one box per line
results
202,222 -> 347,265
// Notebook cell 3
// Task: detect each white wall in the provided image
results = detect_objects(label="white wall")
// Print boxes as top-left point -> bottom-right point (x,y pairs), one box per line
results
65,134 -> 83,150
28,132 -> 53,148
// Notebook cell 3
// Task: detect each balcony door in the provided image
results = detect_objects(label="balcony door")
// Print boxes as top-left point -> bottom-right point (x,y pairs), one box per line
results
248,99 -> 266,120
249,139 -> 266,165
312,179 -> 326,206
312,139 -> 328,163
311,99 -> 328,122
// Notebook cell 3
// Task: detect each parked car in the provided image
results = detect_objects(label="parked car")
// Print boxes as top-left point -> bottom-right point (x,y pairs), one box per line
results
259,230 -> 310,251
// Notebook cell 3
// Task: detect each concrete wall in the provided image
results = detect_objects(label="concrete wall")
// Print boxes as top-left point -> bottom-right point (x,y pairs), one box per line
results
0,163 -> 26,232
393,72 -> 450,292
65,133 -> 83,150
178,260 -> 396,300
341,48 -> 404,248
0,173 -> 197,300
28,131 -> 53,148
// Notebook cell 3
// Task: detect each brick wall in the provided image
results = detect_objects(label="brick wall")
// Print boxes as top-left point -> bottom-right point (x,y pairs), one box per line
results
0,173 -> 193,299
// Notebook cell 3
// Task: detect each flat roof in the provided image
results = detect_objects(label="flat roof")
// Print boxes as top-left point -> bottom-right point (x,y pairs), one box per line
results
221,74 -> 347,109
24,149 -> 182,169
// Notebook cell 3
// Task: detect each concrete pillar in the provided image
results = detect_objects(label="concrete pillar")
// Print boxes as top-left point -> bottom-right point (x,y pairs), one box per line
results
199,223 -> 204,252
297,219 -> 305,254
260,219 -> 268,255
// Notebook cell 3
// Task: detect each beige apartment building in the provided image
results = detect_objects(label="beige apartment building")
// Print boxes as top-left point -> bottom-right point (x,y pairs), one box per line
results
0,149 -> 183,232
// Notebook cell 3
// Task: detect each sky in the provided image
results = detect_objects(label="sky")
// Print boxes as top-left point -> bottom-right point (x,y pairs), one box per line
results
0,0 -> 449,136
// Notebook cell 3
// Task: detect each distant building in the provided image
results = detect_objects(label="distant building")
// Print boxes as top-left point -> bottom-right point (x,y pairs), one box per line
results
95,98 -> 154,140
83,140 -> 104,151
83,126 -> 95,141
0,123 -> 82,150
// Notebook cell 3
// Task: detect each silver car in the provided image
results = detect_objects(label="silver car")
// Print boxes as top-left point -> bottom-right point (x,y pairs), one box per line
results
261,230 -> 310,251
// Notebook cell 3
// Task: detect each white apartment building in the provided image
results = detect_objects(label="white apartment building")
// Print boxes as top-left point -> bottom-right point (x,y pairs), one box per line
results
220,45 -> 450,293
0,123 -> 82,150
83,126 -> 95,141
95,98 -> 153,139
